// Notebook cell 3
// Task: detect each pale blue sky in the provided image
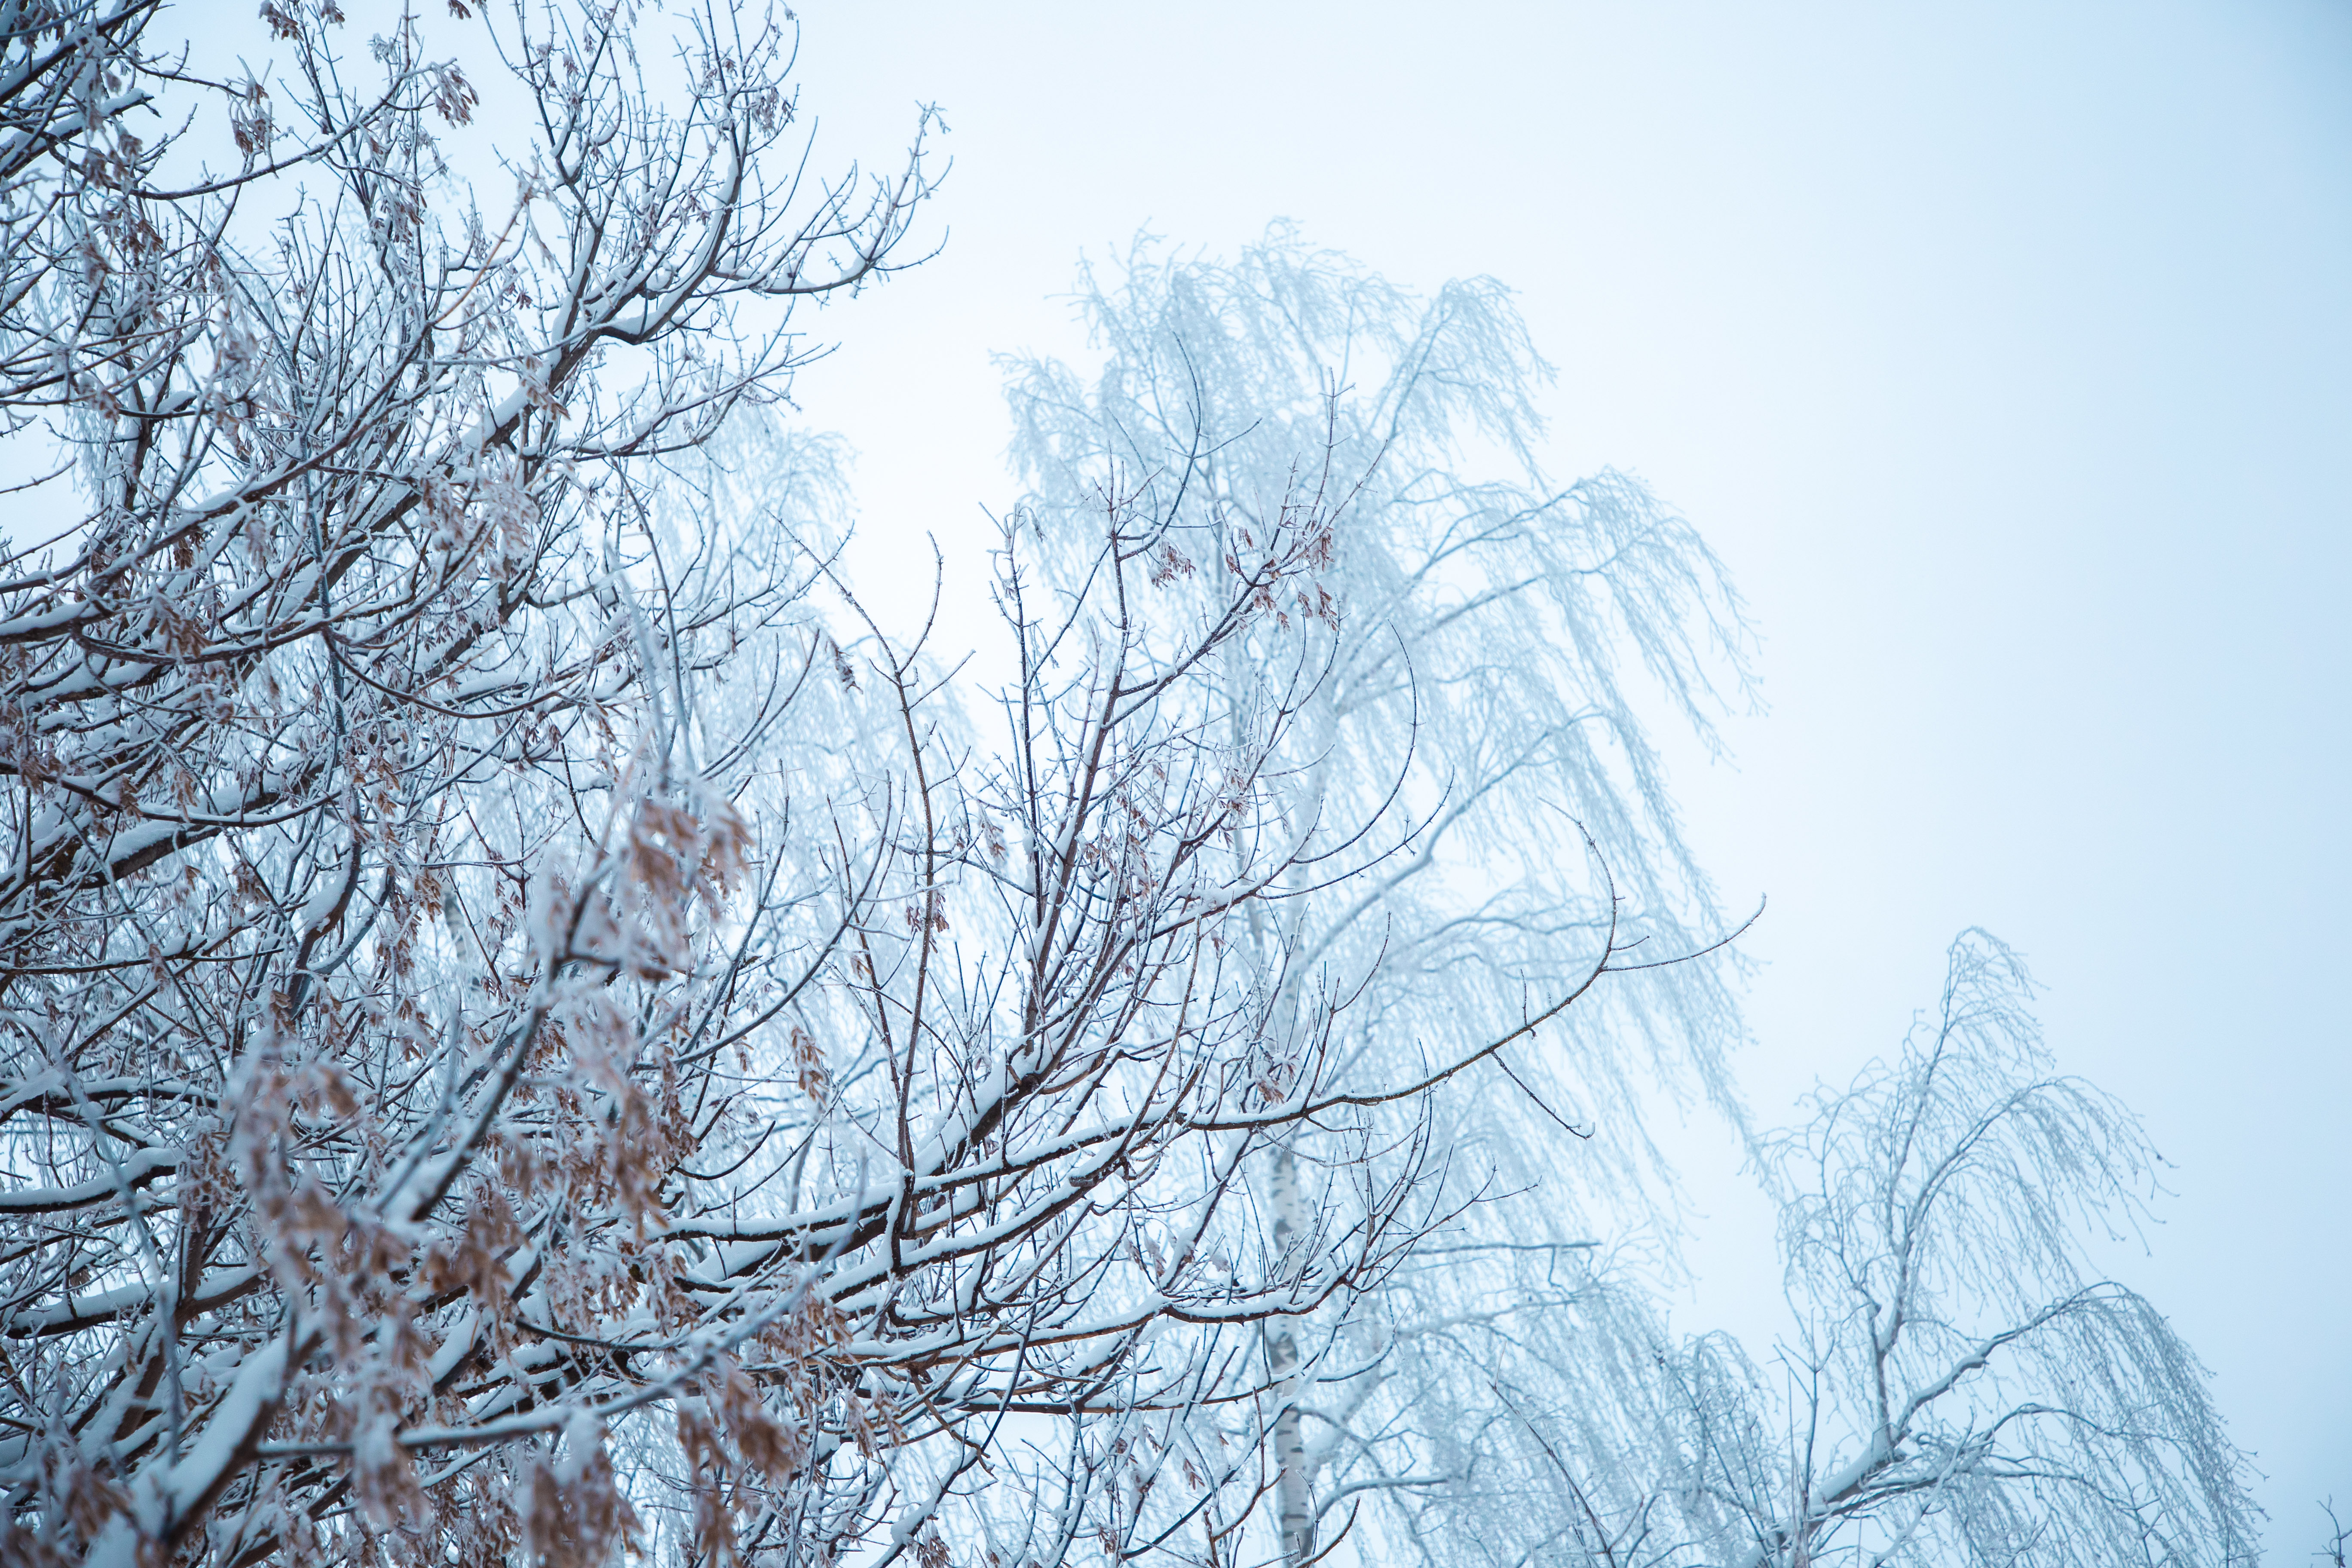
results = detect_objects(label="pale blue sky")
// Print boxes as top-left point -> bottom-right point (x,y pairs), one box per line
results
786,0 -> 2352,1550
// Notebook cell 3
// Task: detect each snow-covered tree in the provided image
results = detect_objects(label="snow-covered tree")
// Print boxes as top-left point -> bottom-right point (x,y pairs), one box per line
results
0,9 -> 1559,1566
998,227 -> 1760,1565
993,236 -> 2262,1568
1409,931 -> 2261,1568
0,1 -> 925,1559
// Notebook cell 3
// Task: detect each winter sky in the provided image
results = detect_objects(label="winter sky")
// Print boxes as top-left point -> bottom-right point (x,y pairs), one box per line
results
780,0 -> 2352,1550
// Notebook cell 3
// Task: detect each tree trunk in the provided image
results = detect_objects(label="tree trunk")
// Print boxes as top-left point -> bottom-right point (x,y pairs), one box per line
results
1265,1139 -> 1314,1568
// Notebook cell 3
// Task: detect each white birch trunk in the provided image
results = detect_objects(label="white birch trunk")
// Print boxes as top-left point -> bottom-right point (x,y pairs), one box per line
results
1264,1139 -> 1314,1568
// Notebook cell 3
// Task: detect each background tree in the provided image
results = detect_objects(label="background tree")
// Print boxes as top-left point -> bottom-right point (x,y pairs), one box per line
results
999,227 -> 1759,1565
1390,930 -> 2260,1568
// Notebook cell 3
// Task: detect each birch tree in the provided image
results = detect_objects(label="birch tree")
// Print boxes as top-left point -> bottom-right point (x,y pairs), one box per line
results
1396,931 -> 2261,1568
998,227 -> 1759,1565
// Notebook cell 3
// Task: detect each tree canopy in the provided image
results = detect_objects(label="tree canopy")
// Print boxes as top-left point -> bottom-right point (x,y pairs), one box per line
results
0,6 -> 2264,1566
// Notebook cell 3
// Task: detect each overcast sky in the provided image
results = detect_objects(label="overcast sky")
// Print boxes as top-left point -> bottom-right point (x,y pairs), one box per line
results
768,1 -> 2351,1548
